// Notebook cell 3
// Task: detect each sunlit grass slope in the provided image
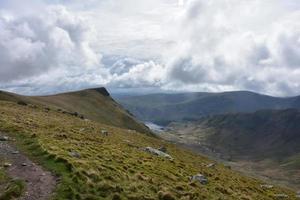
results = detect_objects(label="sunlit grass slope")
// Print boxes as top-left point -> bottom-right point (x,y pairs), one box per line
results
0,101 -> 297,199
0,88 -> 151,135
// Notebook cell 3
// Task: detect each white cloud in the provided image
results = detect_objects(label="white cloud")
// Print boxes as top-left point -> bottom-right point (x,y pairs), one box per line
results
163,0 -> 300,96
110,61 -> 166,88
0,5 -> 102,81
0,0 -> 300,96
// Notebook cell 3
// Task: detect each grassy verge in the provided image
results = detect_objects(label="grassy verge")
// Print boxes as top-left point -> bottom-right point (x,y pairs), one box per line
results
0,130 -> 78,199
0,166 -> 24,200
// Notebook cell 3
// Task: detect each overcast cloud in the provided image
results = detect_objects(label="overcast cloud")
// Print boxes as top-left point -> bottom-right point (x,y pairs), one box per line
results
0,0 -> 299,96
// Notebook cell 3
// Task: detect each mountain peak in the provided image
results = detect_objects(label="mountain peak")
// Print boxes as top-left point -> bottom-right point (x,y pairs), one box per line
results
90,87 -> 110,96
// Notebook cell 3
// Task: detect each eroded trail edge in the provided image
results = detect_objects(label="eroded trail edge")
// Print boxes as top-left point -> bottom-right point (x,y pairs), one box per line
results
0,133 -> 57,200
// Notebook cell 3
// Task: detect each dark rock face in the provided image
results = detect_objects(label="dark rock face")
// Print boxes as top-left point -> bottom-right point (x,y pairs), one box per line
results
92,87 -> 110,96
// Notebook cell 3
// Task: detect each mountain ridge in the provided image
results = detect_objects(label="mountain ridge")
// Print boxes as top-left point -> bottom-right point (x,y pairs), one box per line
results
116,91 -> 300,125
0,87 -> 151,135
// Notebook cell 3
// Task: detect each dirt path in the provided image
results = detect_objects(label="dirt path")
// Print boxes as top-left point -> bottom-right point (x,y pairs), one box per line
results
0,134 -> 57,200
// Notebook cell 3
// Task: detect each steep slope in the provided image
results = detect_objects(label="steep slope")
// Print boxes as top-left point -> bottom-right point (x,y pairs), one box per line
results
0,88 -> 151,135
188,109 -> 300,160
0,100 -> 298,199
161,109 -> 300,189
116,91 -> 299,125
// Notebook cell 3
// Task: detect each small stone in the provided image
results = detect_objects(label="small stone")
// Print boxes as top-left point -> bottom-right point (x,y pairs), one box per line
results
260,184 -> 273,189
190,174 -> 208,185
0,136 -> 9,141
12,151 -> 19,154
4,162 -> 12,167
274,194 -> 289,199
206,163 -> 216,168
101,130 -> 109,136
69,151 -> 81,158
22,163 -> 28,167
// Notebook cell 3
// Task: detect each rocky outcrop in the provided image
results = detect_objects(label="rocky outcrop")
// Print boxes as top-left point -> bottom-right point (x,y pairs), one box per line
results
144,147 -> 173,160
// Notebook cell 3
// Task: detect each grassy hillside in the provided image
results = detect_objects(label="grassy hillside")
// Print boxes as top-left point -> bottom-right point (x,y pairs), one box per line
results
116,91 -> 300,125
0,100 -> 298,199
161,109 -> 300,189
195,109 -> 300,160
0,88 -> 151,135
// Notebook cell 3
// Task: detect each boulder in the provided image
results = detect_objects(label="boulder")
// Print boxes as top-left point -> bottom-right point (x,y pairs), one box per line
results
144,147 -> 173,160
190,174 -> 208,185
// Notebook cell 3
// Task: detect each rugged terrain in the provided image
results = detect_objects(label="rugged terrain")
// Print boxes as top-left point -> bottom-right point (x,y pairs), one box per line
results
0,89 -> 298,199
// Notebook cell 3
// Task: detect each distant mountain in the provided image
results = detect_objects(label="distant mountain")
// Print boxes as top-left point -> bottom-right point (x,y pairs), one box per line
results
116,91 -> 300,125
0,88 -> 151,134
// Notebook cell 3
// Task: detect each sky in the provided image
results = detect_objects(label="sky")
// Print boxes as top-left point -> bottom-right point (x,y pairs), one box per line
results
0,0 -> 300,96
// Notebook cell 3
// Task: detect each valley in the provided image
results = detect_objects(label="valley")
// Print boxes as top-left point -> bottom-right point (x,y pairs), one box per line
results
117,92 -> 300,192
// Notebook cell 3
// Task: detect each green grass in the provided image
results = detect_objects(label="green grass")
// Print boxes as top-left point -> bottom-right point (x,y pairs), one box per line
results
0,101 -> 297,200
0,88 -> 151,135
0,166 -> 24,200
